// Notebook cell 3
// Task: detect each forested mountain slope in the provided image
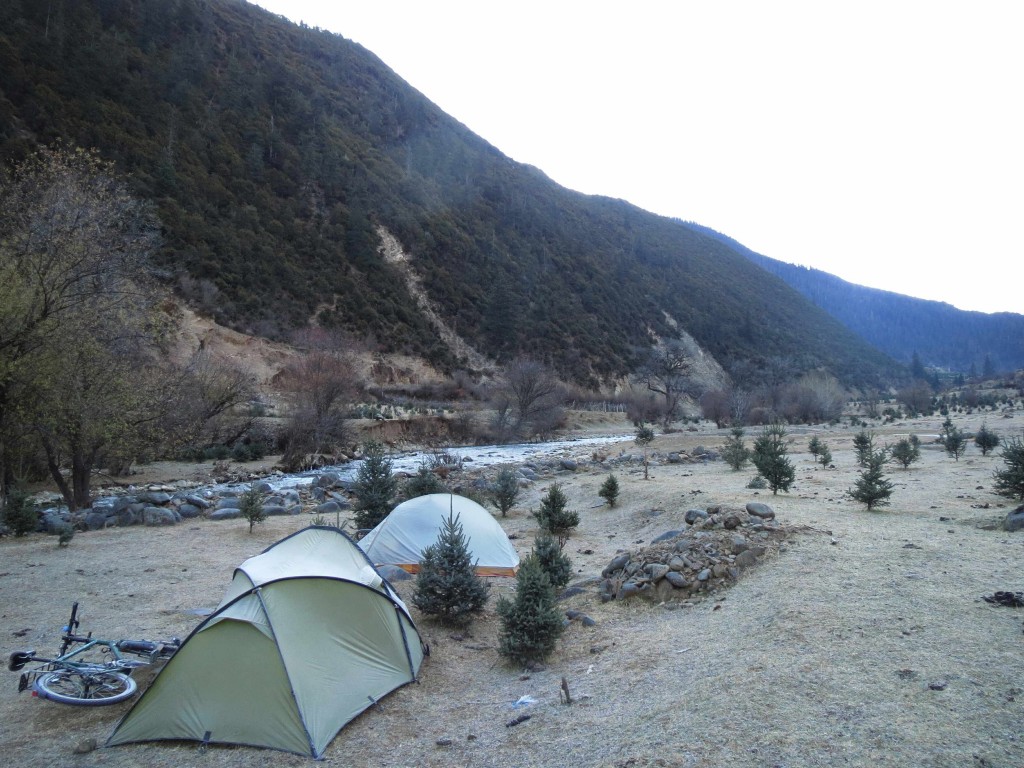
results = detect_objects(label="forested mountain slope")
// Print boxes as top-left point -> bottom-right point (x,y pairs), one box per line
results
0,0 -> 901,386
684,224 -> 1024,373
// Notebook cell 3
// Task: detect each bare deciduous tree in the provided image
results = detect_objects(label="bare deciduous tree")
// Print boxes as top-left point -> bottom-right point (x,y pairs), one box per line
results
276,330 -> 362,470
635,338 -> 696,428
494,357 -> 565,439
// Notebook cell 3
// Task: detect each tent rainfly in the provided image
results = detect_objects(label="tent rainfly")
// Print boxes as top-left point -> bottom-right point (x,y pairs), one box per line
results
106,526 -> 425,759
358,493 -> 520,577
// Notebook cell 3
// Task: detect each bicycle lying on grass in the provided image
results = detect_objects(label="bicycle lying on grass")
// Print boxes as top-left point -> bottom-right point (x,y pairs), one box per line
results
8,602 -> 180,706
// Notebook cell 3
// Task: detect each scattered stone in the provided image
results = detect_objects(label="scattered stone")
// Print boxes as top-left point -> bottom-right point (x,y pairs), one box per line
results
684,509 -> 708,525
928,680 -> 948,691
746,502 -> 775,520
436,737 -> 453,747
72,738 -> 98,754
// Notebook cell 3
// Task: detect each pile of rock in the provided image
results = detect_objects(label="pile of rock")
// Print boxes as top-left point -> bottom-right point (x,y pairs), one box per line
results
598,502 -> 786,603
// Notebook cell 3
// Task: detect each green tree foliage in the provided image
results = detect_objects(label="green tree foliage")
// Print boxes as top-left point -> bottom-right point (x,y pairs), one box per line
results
598,474 -> 620,507
635,422 -> 655,480
974,423 -> 1000,456
240,483 -> 267,533
853,430 -> 875,468
412,511 -> 490,625
0,1 -> 905,387
1,486 -> 37,536
807,436 -> 824,462
941,418 -> 968,461
532,483 -> 579,535
497,554 -> 564,665
401,465 -> 449,500
488,467 -> 520,517
889,435 -> 921,469
722,427 -> 751,471
993,436 -> 1024,500
815,441 -> 833,468
849,449 -> 895,510
751,423 -> 795,495
352,441 -> 397,530
532,532 -> 573,590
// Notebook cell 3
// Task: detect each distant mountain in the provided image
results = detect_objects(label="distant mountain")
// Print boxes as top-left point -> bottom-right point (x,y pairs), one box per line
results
0,0 -> 902,388
683,223 -> 1024,373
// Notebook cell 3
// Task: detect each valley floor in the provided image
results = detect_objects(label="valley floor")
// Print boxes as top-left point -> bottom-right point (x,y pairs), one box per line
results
2,409 -> 1023,767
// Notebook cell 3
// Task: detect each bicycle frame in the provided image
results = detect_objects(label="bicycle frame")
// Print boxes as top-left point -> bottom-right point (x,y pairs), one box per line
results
9,602 -> 179,700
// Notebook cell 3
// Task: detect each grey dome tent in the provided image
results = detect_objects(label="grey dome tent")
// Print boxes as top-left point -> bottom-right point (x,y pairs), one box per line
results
107,526 -> 425,758
359,493 -> 520,577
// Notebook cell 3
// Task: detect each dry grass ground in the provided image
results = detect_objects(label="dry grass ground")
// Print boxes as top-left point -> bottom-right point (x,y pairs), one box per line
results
2,409 -> 1023,767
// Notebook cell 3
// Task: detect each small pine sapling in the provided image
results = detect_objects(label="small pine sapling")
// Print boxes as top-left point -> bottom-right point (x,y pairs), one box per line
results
941,418 -> 968,461
598,474 -> 620,507
751,422 -> 795,495
974,423 -> 1000,456
853,430 -> 875,468
401,464 -> 448,500
849,448 -> 895,510
412,511 -> 490,625
634,422 -> 655,479
532,532 -> 572,590
240,483 -> 267,533
1,487 -> 38,537
993,436 -> 1024,500
497,554 -> 564,666
533,483 -> 579,535
807,436 -> 824,461
352,441 -> 398,530
816,441 -> 833,468
889,435 -> 921,469
721,427 -> 751,471
489,467 -> 520,517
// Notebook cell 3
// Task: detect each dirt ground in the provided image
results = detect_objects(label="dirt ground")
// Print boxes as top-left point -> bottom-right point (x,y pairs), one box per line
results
2,408 -> 1023,767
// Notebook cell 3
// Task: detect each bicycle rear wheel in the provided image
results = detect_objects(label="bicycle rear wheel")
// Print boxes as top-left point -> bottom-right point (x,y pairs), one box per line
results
33,669 -> 137,705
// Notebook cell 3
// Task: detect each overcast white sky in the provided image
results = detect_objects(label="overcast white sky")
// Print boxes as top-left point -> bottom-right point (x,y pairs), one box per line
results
253,1 -> 1023,315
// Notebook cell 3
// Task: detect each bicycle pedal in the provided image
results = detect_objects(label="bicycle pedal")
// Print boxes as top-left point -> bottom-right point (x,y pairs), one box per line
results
18,673 -> 29,693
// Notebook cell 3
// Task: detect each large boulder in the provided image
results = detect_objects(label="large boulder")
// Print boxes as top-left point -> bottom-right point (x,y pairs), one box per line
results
1004,505 -> 1024,532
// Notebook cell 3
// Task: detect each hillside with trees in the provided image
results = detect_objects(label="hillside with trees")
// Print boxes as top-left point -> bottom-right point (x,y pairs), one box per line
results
0,0 -> 901,388
684,223 -> 1024,373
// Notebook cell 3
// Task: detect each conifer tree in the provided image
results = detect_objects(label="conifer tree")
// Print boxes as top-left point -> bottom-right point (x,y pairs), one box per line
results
240,483 -> 267,533
849,448 -> 895,510
993,436 -> 1024,500
598,474 -> 620,507
941,418 -> 968,461
751,422 -> 795,495
489,467 -> 520,517
853,430 -> 875,468
807,435 -> 824,462
533,483 -> 579,535
889,435 -> 921,469
532,532 -> 573,590
352,441 -> 397,530
721,427 -> 751,471
974,423 -> 1000,456
412,511 -> 490,625
816,441 -> 833,468
497,554 -> 564,665
634,422 -> 655,479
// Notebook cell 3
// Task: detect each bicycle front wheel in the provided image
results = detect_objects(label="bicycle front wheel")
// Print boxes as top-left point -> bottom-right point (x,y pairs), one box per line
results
33,669 -> 138,705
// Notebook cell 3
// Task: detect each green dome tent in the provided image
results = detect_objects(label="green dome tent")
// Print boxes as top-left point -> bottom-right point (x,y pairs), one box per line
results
107,526 -> 425,758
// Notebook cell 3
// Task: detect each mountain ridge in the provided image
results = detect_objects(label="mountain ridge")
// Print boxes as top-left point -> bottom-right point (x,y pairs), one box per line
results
682,222 -> 1024,373
0,0 -> 902,387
